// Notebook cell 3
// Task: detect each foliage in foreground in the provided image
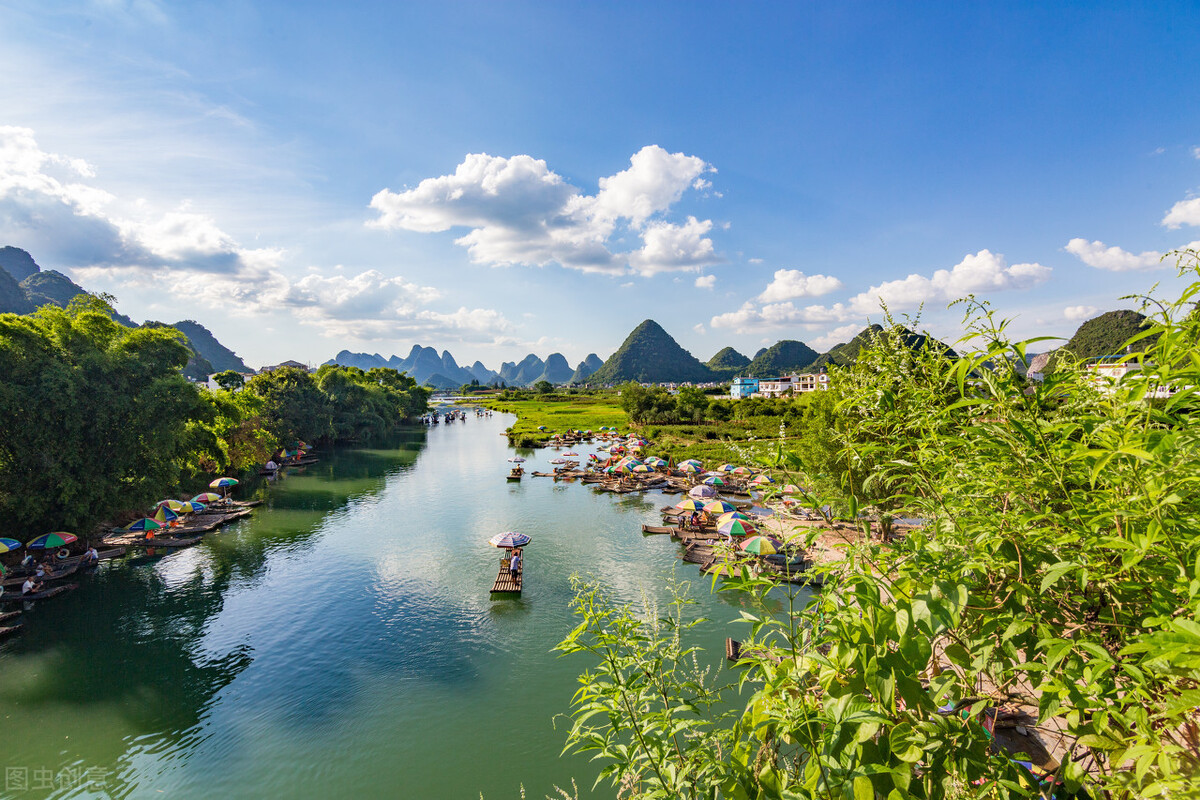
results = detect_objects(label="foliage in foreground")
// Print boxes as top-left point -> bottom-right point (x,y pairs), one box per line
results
557,253 -> 1200,799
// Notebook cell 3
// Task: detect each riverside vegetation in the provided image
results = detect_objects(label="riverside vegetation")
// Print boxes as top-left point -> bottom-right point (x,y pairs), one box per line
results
0,295 -> 430,537
555,252 -> 1200,799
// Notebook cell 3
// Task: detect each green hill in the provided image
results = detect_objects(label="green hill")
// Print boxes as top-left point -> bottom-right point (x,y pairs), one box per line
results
19,270 -> 137,326
569,353 -> 604,384
744,340 -> 819,377
170,320 -> 250,373
1062,310 -> 1154,360
706,346 -> 751,376
809,325 -> 955,370
0,267 -> 34,315
587,320 -> 714,384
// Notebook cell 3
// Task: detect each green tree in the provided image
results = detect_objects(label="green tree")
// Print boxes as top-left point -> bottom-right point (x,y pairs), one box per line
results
213,369 -> 245,391
535,379 -> 554,394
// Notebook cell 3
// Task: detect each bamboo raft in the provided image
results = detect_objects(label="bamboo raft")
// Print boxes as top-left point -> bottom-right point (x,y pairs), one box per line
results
101,533 -> 204,549
0,583 -> 77,604
491,552 -> 523,594
6,546 -> 125,579
0,624 -> 22,639
0,610 -> 21,625
641,524 -> 677,535
2,562 -> 80,589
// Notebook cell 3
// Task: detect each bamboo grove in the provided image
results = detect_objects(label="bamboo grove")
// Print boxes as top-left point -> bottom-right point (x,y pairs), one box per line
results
0,296 -> 430,536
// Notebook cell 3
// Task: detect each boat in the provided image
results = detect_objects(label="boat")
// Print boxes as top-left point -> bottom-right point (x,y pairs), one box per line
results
0,583 -> 78,603
0,624 -> 22,639
6,546 -> 124,578
2,561 -> 80,589
491,550 -> 523,594
507,467 -> 523,481
641,524 -> 677,535
102,534 -> 204,549
0,610 -> 20,625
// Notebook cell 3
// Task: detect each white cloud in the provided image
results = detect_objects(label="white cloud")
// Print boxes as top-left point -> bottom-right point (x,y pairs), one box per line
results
709,300 -> 853,333
0,126 -> 513,344
1064,238 -> 1164,271
1163,197 -> 1200,229
1192,146 -> 1200,160
369,145 -> 720,277
693,323 -> 706,334
694,274 -> 716,289
1064,305 -> 1099,321
848,249 -> 1051,315
808,323 -> 862,351
757,268 -> 843,302
747,257 -> 763,264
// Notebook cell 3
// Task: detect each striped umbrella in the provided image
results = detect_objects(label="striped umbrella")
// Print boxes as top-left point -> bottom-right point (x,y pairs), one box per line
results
123,518 -> 164,533
781,484 -> 804,494
674,498 -> 706,512
718,519 -> 757,537
631,464 -> 652,473
0,537 -> 22,553
644,457 -> 668,467
563,451 -> 579,457
680,463 -> 701,474
702,475 -> 726,486
209,477 -> 239,488
27,532 -> 78,549
488,531 -> 532,548
191,492 -> 222,503
732,466 -> 754,475
703,500 -> 736,515
740,536 -> 780,555
550,458 -> 569,465
688,485 -> 717,500
157,499 -> 186,511
177,501 -> 206,514
717,511 -> 751,525
153,506 -> 180,523
717,463 -> 738,472
752,474 -> 775,485
679,459 -> 703,469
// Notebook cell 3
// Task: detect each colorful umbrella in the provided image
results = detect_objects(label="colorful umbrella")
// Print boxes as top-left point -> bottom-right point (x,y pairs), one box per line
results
645,457 -> 668,467
507,456 -> 526,463
210,477 -> 239,488
191,492 -> 222,503
537,425 -> 546,431
688,485 -> 717,499
679,459 -> 703,469
702,475 -> 726,486
27,532 -> 78,549
719,519 -> 757,537
681,463 -> 701,473
781,484 -> 804,494
717,511 -> 752,526
157,499 -> 186,511
153,506 -> 180,523
631,464 -> 652,473
550,458 -> 568,465
123,518 -> 164,533
177,501 -> 205,514
488,531 -> 532,548
675,498 -> 707,512
717,463 -> 738,472
703,500 -> 736,515
0,537 -> 24,553
752,474 -> 775,485
732,466 -> 753,475
740,536 -> 780,555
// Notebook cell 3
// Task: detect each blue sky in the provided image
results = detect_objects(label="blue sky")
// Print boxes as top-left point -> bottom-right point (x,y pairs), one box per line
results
2,0 -> 1199,370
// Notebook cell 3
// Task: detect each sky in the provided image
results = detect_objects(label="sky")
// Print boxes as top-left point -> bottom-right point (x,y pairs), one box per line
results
2,0 -> 1199,371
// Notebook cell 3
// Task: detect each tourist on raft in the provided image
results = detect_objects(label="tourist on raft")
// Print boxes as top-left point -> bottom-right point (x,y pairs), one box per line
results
82,545 -> 99,566
509,548 -> 522,578
21,575 -> 42,595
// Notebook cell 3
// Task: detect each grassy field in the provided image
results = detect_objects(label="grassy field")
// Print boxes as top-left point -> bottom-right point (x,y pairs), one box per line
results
469,393 -> 802,467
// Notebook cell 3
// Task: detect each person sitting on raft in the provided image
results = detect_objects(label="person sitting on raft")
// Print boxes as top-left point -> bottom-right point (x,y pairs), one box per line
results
21,575 -> 42,595
81,546 -> 99,566
35,560 -> 56,579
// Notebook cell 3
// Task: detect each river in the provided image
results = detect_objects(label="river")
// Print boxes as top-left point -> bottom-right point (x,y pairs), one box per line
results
1,413 -> 790,799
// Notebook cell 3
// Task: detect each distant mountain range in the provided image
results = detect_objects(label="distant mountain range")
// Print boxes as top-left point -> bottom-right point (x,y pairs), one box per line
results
325,347 -> 604,389
0,246 -> 250,379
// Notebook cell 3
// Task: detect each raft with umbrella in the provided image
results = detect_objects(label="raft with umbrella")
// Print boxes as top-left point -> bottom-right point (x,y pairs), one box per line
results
489,532 -> 528,594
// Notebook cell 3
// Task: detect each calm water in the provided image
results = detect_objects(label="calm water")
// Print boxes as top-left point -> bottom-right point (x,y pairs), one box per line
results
0,413 -> 788,799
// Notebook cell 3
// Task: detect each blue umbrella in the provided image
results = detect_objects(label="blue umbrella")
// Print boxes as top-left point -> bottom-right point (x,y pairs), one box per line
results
0,537 -> 23,553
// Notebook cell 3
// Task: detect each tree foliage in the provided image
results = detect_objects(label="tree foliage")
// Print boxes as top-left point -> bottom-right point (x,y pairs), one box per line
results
559,252 -> 1200,799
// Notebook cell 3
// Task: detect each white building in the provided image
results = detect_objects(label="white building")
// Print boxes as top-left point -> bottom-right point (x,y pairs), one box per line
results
753,371 -> 829,398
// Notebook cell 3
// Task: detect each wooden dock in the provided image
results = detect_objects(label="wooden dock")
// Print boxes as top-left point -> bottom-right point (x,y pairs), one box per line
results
490,552 -> 523,593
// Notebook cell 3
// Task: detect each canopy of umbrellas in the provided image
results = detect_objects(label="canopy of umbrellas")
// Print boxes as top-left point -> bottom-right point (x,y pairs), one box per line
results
116,477 -> 239,534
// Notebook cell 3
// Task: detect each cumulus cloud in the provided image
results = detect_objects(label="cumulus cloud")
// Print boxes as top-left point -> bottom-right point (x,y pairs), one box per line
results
694,274 -> 716,289
710,300 -> 853,333
369,145 -> 720,277
847,249 -> 1051,315
0,126 -> 514,344
1064,305 -> 1099,321
1064,238 -> 1164,271
757,268 -> 843,302
1163,197 -> 1200,229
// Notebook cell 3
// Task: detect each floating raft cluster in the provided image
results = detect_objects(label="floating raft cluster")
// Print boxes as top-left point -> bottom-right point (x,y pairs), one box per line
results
102,501 -> 259,548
